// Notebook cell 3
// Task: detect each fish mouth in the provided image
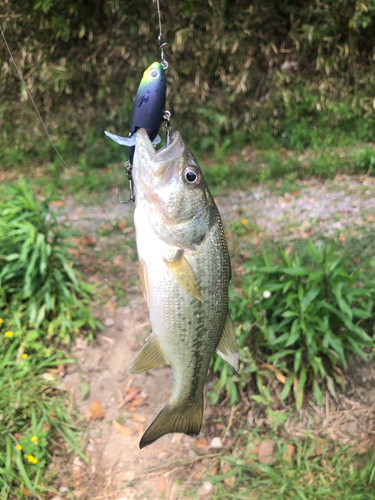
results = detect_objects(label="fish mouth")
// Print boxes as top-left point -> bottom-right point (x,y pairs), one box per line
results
135,129 -> 185,177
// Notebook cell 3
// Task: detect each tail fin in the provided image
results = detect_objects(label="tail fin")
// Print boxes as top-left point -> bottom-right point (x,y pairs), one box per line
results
139,397 -> 203,449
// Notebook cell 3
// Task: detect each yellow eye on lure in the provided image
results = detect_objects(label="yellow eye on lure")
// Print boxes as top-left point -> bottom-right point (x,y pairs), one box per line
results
105,62 -> 167,164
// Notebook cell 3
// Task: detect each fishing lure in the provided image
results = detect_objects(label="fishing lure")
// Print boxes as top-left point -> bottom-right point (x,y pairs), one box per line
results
105,61 -> 167,164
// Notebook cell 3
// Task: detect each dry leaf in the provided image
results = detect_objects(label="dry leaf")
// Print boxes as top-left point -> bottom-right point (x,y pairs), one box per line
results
118,219 -> 127,230
105,301 -> 116,314
112,420 -> 133,436
157,476 -> 166,492
194,439 -> 208,450
258,439 -> 275,464
365,215 -> 375,222
283,443 -> 295,462
220,462 -> 235,486
42,372 -> 56,381
124,388 -> 141,403
90,401 -> 105,419
113,255 -> 123,266
132,413 -> 146,423
82,235 -> 95,246
258,363 -> 286,384
50,200 -> 64,207
338,235 -> 345,242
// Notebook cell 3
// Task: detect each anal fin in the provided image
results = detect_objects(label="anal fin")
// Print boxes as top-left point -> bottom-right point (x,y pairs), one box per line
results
129,335 -> 168,374
215,312 -> 239,374
164,250 -> 203,302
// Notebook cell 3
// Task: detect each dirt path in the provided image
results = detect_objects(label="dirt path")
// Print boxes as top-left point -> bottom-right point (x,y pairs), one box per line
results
56,174 -> 375,499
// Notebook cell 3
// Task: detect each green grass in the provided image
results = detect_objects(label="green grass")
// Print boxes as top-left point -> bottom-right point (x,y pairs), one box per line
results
201,431 -> 375,500
0,332 -> 87,498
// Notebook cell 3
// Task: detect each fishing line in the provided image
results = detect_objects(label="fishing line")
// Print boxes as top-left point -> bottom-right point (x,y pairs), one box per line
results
0,24 -> 137,337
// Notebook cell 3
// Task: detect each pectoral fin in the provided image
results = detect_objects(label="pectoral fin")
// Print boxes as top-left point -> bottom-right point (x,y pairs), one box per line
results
164,251 -> 203,302
215,312 -> 239,374
129,335 -> 168,374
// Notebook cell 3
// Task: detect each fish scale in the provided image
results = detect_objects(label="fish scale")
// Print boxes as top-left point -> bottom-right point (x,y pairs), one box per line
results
130,128 -> 238,448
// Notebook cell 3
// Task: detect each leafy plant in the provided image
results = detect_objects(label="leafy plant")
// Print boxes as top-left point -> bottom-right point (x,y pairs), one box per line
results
0,179 -> 102,353
212,241 -> 374,409
0,328 -> 87,498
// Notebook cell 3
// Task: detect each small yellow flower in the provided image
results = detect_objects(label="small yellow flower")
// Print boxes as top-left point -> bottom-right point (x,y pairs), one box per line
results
31,457 -> 38,464
241,218 -> 247,225
31,436 -> 38,443
68,262 -> 73,268
4,331 -> 12,338
22,354 -> 28,359
15,445 -> 22,451
253,286 -> 258,291
24,454 -> 29,459
27,455 -> 35,463
0,318 -> 3,323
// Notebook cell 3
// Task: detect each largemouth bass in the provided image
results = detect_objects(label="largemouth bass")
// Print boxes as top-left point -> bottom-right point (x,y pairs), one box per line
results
130,129 -> 238,448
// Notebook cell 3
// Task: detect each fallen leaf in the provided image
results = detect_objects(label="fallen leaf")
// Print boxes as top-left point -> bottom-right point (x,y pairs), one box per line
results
50,200 -> 64,207
194,439 -> 208,450
42,423 -> 51,431
365,215 -> 375,222
82,235 -> 96,246
157,476 -> 166,492
258,363 -> 286,384
113,255 -> 123,266
124,388 -> 141,403
220,462 -> 235,486
42,372 -> 56,381
118,220 -> 127,230
283,443 -> 295,462
258,439 -> 275,464
90,401 -> 105,419
338,235 -> 345,242
132,413 -> 146,423
105,301 -> 116,314
112,420 -> 133,436
311,441 -> 323,457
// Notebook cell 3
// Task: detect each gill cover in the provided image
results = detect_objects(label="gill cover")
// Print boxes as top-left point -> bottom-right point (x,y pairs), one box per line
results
104,62 -> 166,164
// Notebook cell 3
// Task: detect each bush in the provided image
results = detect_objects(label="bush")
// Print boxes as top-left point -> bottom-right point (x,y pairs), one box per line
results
0,179 -> 101,354
211,241 -> 374,409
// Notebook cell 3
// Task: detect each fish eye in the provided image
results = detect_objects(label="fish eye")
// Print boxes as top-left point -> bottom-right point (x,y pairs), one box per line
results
150,69 -> 159,79
183,166 -> 201,186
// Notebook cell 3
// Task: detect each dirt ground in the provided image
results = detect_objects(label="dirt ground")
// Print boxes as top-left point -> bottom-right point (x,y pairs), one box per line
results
51,174 -> 375,500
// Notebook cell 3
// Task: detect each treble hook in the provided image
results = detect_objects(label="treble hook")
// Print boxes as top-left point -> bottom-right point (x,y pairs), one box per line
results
158,34 -> 168,70
163,110 -> 172,147
116,161 -> 135,204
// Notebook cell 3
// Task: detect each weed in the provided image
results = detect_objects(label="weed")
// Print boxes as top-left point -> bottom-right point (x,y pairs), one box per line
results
0,330 -> 87,498
211,241 -> 374,409
0,179 -> 102,352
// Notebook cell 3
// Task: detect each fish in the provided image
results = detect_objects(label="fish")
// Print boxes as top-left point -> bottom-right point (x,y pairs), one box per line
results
105,62 -> 166,164
130,128 -> 239,448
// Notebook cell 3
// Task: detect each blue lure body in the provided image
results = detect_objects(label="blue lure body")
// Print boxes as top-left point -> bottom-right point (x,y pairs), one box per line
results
105,62 -> 167,164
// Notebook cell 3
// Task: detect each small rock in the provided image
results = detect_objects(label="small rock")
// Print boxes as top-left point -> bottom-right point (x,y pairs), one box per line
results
86,443 -> 96,453
197,482 -> 213,496
210,437 -> 222,449
104,318 -> 115,327
72,457 -> 84,471
123,470 -> 135,481
188,449 -> 197,458
59,486 -> 68,493
89,429 -> 97,439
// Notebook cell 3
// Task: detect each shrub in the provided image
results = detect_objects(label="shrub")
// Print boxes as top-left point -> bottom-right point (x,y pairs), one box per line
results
0,179 -> 101,354
211,241 -> 374,409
